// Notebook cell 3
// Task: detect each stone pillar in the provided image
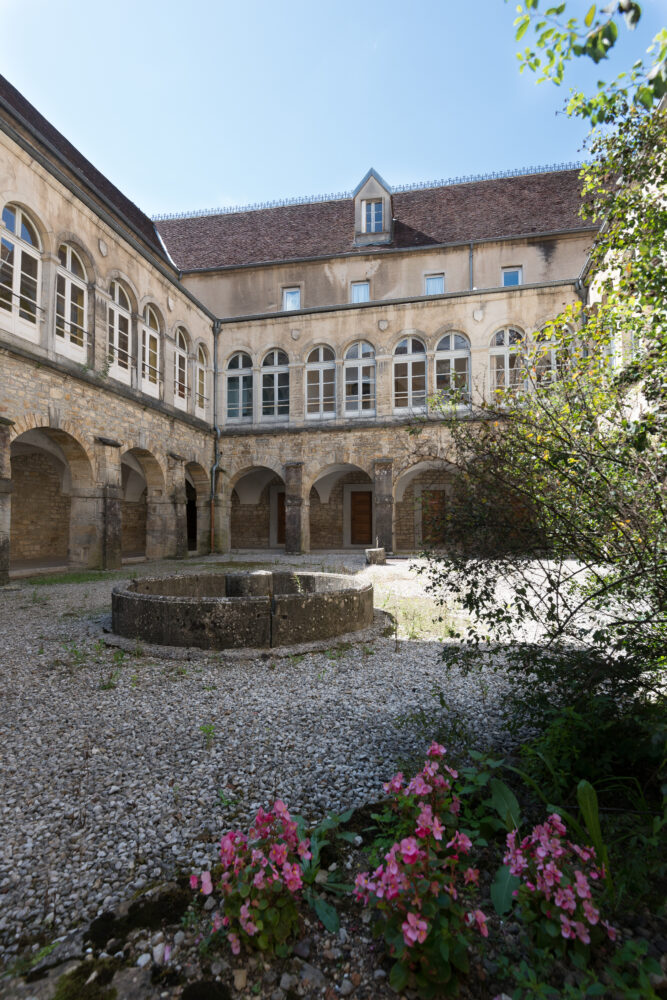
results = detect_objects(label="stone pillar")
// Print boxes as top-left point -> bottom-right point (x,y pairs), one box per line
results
102,485 -> 122,569
0,419 -> 14,585
374,457 -> 394,553
196,498 -> 211,554
68,489 -> 105,568
146,489 -> 169,560
284,461 -> 309,554
212,483 -> 231,553
171,483 -> 187,559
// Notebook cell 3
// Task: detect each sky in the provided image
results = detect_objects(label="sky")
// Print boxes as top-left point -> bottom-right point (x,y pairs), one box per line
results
1,0 -> 665,216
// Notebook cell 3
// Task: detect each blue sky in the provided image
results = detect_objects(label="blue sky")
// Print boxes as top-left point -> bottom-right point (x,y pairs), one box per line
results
2,0 -> 665,215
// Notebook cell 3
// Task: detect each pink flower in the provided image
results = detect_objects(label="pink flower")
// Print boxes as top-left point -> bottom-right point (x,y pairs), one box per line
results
465,909 -> 488,937
282,861 -> 303,892
273,799 -> 290,819
446,830 -> 472,854
189,874 -> 199,890
383,772 -> 404,793
574,870 -> 591,899
269,842 -> 288,866
228,932 -> 240,955
560,914 -> 575,939
574,921 -> 590,945
548,813 -> 567,837
297,839 -> 312,860
602,919 -> 617,941
464,867 -> 479,885
427,741 -> 446,758
406,774 -> 432,796
401,912 -> 428,946
583,899 -> 599,925
554,886 -> 576,914
399,837 -> 421,865
200,871 -> 213,896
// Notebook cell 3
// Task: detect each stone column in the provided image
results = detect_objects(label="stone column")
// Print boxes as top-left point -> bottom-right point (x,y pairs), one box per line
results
146,489 -> 168,560
171,483 -> 188,559
374,457 -> 394,553
284,461 -> 309,554
212,476 -> 231,553
94,438 -> 123,569
0,419 -> 14,585
68,489 -> 105,568
196,497 -> 211,554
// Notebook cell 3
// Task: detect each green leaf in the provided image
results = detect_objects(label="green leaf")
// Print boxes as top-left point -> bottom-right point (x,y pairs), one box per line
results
577,780 -> 603,854
584,4 -> 596,27
490,864 -> 520,915
488,778 -> 522,830
389,961 -> 409,992
312,895 -> 340,933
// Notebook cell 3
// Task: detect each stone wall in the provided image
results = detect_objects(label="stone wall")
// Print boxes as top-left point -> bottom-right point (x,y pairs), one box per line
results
10,452 -> 70,562
121,496 -> 147,556
310,471 -> 372,549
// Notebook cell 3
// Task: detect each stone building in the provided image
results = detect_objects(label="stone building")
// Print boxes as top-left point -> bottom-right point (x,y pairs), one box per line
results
0,74 -> 597,582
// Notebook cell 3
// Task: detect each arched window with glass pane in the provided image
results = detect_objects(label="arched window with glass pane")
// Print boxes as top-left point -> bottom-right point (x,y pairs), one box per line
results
174,327 -> 188,409
306,345 -> 336,418
0,204 -> 41,338
196,346 -> 207,415
141,305 -> 161,398
489,328 -> 524,391
55,244 -> 87,358
108,280 -> 132,384
435,333 -> 470,403
227,352 -> 253,420
262,349 -> 289,420
344,341 -> 375,415
393,337 -> 426,412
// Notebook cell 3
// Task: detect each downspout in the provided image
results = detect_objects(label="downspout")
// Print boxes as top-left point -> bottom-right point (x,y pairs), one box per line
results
469,241 -> 474,290
210,318 -> 222,553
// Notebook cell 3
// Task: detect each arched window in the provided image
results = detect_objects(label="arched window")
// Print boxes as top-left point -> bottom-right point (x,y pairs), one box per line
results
174,327 -> 188,410
344,341 -> 375,415
0,204 -> 41,335
306,345 -> 336,418
141,305 -> 161,397
435,333 -> 470,403
261,349 -> 289,420
195,346 -> 207,414
108,280 -> 132,384
393,336 -> 426,412
489,327 -> 524,391
55,244 -> 87,356
227,351 -> 253,420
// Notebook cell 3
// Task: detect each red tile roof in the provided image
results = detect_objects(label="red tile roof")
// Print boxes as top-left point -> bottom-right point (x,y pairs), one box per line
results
155,169 -> 592,272
0,74 -> 168,264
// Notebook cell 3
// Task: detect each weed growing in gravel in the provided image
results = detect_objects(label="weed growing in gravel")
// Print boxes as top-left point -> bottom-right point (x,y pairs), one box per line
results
99,669 -> 121,691
288,652 -> 305,666
200,723 -> 215,749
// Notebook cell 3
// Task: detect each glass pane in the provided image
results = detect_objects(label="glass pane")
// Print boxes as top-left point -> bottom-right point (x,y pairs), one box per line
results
351,282 -> 369,303
241,375 -> 253,415
493,331 -> 505,346
20,215 -> 38,247
437,335 -> 450,352
411,339 -> 426,354
276,350 -> 288,365
503,269 -> 520,287
283,288 -> 300,310
345,343 -> 359,360
454,334 -> 468,350
70,249 -> 85,279
118,285 -> 130,310
307,349 -> 319,363
509,329 -> 522,346
0,239 -> 13,312
2,205 -> 16,234
360,341 -> 374,358
55,275 -> 66,336
425,275 -> 444,295
395,339 -> 408,355
227,377 -> 239,417
321,346 -> 335,362
492,354 -> 505,388
19,251 -> 38,322
118,315 -> 129,367
70,284 -> 85,344
58,245 -> 67,267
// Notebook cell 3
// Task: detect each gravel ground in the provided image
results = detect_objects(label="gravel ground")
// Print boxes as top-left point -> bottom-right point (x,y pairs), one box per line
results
0,553 -> 516,980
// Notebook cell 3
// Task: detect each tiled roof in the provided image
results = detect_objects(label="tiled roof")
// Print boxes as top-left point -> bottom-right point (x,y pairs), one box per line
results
156,169 -> 592,271
0,74 -> 168,263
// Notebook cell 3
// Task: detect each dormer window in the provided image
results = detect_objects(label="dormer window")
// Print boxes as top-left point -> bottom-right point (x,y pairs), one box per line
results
363,200 -> 383,234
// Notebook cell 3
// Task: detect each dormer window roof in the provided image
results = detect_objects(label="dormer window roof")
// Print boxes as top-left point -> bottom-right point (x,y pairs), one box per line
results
353,167 -> 392,246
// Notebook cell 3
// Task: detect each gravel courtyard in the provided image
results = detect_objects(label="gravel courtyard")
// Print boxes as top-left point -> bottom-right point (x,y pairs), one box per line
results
0,553 -> 514,967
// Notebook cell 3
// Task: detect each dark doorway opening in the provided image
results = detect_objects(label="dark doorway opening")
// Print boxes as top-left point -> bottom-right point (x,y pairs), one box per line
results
186,480 -> 197,551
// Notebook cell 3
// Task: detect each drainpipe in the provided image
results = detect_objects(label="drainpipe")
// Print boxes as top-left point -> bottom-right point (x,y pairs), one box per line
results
210,318 -> 222,553
469,242 -> 474,290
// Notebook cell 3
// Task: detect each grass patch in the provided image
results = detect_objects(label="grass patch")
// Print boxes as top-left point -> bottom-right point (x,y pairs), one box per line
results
23,570 -> 123,587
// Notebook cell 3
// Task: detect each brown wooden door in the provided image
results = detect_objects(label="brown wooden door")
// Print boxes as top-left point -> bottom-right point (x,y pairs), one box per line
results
350,490 -> 373,545
422,490 -> 447,545
276,491 -> 286,545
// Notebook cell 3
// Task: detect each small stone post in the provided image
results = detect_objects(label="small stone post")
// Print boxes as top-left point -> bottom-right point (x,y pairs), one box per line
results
373,457 -> 394,553
284,461 -> 309,554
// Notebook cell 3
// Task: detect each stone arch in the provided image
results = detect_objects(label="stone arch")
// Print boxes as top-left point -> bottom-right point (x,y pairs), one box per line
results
185,461 -> 210,553
309,462 -> 374,549
120,446 -> 167,559
54,231 -> 98,282
9,424 -> 98,570
105,269 -> 140,312
394,459 -> 456,551
1,197 -> 53,255
229,465 -> 286,549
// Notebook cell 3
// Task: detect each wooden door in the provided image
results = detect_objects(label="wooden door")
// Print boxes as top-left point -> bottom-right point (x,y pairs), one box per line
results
276,491 -> 286,545
422,490 -> 447,545
350,490 -> 373,545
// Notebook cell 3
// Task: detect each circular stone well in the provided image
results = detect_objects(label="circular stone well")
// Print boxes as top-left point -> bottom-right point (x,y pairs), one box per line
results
111,571 -> 374,650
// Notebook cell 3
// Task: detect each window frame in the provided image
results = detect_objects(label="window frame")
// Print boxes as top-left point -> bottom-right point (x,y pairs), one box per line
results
141,305 -> 161,399
107,280 -> 133,385
55,243 -> 88,360
489,327 -> 525,392
362,199 -> 383,234
195,346 -> 207,416
305,345 -> 336,419
282,286 -> 301,311
226,351 -> 254,422
174,327 -> 189,411
261,348 -> 290,421
393,336 -> 427,414
425,273 -> 445,296
0,203 -> 42,342
502,266 -> 523,288
350,280 -> 370,304
344,341 -> 376,417
435,333 -> 471,405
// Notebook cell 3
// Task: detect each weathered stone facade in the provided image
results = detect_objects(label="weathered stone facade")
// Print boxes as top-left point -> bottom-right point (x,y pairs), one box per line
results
0,77 -> 596,582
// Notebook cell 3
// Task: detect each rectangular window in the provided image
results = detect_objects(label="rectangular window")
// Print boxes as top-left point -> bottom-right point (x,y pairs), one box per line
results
364,200 -> 383,233
350,281 -> 370,303
282,287 -> 301,311
502,267 -> 523,287
425,274 -> 445,296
